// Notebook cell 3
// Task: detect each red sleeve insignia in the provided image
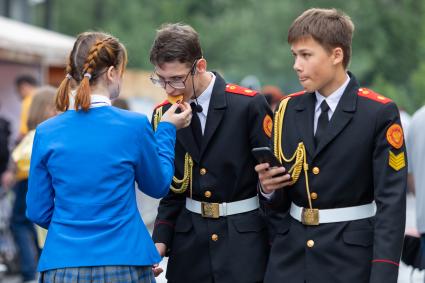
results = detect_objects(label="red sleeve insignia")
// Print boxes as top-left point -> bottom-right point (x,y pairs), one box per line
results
386,123 -> 404,149
263,114 -> 273,138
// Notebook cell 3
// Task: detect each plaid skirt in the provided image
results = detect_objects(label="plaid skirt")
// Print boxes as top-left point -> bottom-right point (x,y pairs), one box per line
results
39,266 -> 156,283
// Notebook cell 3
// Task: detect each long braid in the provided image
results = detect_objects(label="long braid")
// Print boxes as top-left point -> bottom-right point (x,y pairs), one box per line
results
55,55 -> 73,112
75,38 -> 111,111
56,32 -> 126,112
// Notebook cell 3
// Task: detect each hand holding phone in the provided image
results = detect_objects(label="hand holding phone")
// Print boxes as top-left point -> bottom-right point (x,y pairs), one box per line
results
251,147 -> 282,167
252,147 -> 292,193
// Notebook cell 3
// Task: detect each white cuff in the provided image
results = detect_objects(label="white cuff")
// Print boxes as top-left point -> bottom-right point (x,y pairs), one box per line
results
258,182 -> 274,199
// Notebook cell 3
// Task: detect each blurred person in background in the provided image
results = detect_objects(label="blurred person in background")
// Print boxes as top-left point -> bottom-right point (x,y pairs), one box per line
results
0,103 -> 10,182
261,85 -> 285,111
26,31 -> 191,283
112,97 -> 130,110
406,104 -> 425,283
399,108 -> 411,141
240,74 -> 261,91
15,75 -> 39,140
1,75 -> 40,193
0,102 -> 12,278
11,86 -> 57,283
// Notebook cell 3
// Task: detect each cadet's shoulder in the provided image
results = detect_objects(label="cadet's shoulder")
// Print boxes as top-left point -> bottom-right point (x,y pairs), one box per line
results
278,90 -> 306,105
154,99 -> 171,110
357,88 -> 392,106
287,90 -> 306,98
225,83 -> 258,98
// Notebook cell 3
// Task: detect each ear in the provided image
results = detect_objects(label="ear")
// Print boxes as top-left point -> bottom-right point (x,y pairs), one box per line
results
106,66 -> 116,82
332,47 -> 344,65
195,58 -> 207,74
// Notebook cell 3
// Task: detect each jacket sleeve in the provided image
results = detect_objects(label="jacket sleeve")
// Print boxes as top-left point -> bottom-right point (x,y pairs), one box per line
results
149,108 -> 186,253
134,115 -> 176,199
26,129 -> 55,229
152,188 -> 187,253
259,98 -> 291,212
248,94 -> 290,243
248,94 -> 273,149
369,102 -> 407,283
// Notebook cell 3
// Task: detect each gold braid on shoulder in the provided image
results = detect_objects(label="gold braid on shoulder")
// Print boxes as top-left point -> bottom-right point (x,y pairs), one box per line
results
273,97 -> 315,210
153,107 -> 193,196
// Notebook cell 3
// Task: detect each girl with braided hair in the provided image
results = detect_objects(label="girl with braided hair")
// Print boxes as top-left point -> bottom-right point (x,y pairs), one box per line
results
26,32 -> 192,283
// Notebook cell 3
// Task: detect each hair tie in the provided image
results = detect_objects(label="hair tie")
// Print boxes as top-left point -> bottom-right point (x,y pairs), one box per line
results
65,73 -> 73,80
84,73 -> 92,80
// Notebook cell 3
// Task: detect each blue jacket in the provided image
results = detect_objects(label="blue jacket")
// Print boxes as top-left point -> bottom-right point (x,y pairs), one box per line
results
26,106 -> 176,271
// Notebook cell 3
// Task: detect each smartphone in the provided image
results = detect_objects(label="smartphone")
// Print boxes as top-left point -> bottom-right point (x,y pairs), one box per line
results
251,147 -> 282,167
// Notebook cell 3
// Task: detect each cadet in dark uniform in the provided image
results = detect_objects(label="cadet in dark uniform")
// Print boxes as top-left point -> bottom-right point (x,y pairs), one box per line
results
149,23 -> 272,283
256,9 -> 407,283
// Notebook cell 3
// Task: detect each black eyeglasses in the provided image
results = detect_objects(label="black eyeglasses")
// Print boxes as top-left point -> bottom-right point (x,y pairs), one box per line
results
150,60 -> 198,90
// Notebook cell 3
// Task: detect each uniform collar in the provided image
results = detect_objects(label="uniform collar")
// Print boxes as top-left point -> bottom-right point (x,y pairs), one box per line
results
69,91 -> 111,110
190,72 -> 215,116
314,74 -> 350,113
90,94 -> 112,108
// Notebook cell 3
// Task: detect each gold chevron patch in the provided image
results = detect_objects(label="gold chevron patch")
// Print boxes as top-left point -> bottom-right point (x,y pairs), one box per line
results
389,151 -> 405,171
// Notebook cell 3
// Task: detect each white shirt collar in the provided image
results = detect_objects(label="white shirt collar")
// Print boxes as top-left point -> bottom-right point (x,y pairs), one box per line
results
90,94 -> 112,108
191,72 -> 216,116
68,91 -> 111,110
314,74 -> 350,113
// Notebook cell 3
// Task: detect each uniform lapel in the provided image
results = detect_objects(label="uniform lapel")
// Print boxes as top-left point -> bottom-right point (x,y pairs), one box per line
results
177,118 -> 201,163
200,73 -> 227,157
313,75 -> 358,158
294,93 -> 316,158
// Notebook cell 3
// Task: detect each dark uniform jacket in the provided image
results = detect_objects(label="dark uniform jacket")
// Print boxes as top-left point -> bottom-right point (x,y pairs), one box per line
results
152,73 -> 272,283
264,74 -> 407,283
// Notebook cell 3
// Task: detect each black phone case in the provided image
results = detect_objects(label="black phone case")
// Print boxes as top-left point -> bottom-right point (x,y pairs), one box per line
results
251,147 -> 282,167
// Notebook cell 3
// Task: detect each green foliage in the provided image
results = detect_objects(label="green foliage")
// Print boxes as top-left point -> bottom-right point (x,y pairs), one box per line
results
370,75 -> 414,114
31,0 -> 425,112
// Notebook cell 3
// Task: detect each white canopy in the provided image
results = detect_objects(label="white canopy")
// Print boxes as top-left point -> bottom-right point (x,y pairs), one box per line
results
0,16 -> 74,66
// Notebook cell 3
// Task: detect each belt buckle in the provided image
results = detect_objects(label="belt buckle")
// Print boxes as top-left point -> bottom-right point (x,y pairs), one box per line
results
201,202 -> 220,218
301,208 -> 319,226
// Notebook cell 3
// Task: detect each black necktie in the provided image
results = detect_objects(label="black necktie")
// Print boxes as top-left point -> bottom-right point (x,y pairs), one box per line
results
314,100 -> 330,146
190,103 -> 203,147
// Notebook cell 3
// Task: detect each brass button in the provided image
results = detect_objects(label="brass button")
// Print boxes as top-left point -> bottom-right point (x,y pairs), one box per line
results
211,234 -> 219,241
311,192 -> 318,200
204,190 -> 212,198
312,167 -> 320,175
200,168 -> 207,175
307,240 -> 315,248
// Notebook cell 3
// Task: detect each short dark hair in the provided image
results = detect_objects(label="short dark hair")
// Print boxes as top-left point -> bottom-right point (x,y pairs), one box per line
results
15,75 -> 38,87
149,23 -> 203,67
288,8 -> 354,68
